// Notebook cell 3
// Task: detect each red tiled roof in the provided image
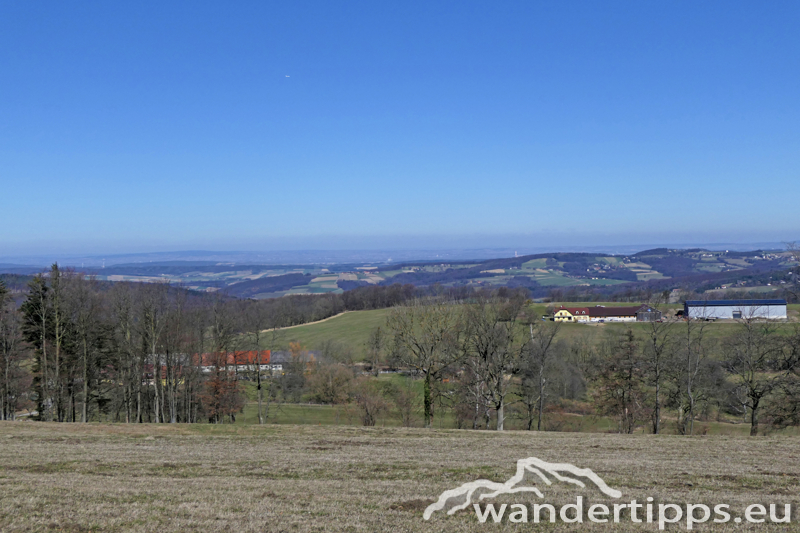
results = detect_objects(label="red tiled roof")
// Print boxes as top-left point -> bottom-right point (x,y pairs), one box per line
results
193,350 -> 271,367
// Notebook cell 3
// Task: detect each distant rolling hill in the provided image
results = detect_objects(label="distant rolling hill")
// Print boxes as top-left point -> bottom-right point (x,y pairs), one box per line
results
0,248 -> 793,300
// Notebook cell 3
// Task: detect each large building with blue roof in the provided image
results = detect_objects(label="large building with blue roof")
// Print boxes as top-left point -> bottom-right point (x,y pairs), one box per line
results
684,299 -> 787,320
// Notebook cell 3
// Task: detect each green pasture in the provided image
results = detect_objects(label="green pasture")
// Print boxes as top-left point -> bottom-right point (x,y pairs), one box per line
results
271,308 -> 394,357
262,302 -> 797,362
521,258 -> 548,269
530,272 -> 577,286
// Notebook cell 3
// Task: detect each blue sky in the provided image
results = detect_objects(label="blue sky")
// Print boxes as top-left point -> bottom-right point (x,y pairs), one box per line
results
2,2 -> 799,255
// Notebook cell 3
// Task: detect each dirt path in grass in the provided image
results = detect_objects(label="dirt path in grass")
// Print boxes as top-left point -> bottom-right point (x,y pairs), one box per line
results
263,311 -> 351,332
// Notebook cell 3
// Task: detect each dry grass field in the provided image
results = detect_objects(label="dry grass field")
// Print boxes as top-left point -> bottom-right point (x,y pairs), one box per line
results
1,422 -> 799,532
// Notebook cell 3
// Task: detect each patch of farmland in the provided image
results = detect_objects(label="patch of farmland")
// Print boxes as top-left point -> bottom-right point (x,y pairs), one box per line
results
306,278 -> 343,293
530,272 -> 581,286
521,258 -> 548,269
635,271 -> 667,281
696,263 -> 726,273
307,285 -> 342,294
278,308 -> 393,358
242,271 -> 270,280
586,278 -> 629,285
285,287 -> 311,295
106,275 -> 175,283
311,275 -> 339,283
723,258 -> 751,268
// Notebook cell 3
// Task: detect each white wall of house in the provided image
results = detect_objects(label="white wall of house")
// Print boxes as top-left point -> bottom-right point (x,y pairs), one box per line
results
589,316 -> 637,323
200,363 -> 283,374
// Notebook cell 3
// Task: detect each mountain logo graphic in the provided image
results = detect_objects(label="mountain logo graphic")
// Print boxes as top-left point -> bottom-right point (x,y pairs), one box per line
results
423,457 -> 622,520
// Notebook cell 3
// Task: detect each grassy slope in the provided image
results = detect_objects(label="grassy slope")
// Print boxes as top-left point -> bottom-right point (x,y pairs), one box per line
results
271,303 -> 796,359
276,309 -> 393,357
1,422 -> 798,532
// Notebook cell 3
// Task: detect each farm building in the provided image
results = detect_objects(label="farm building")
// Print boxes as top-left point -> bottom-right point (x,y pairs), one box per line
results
552,305 -> 662,323
554,307 -> 591,322
193,350 -> 320,375
683,299 -> 787,320
195,350 -> 273,374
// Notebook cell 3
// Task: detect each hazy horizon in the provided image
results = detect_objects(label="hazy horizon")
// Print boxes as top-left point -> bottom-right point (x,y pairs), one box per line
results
1,239 -> 792,269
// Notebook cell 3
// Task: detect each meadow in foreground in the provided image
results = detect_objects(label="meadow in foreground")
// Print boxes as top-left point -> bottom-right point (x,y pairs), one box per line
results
1,422 -> 799,532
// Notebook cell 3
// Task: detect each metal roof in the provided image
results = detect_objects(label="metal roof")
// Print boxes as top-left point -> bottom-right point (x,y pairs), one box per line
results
589,305 -> 650,317
684,299 -> 787,307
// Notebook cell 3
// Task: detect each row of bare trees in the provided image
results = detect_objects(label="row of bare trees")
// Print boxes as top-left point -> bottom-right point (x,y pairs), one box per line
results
0,280 -> 29,419
384,297 -> 562,430
588,316 -> 800,436
378,297 -> 800,435
4,266 -> 800,435
4,265 -> 297,423
0,265 -> 505,424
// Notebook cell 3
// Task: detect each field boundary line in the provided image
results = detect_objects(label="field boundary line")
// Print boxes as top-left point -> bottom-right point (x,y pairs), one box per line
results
263,311 -> 353,332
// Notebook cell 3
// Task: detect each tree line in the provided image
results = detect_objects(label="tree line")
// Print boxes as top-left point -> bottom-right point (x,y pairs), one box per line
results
283,295 -> 800,436
3,265 -> 800,436
0,264 -> 504,422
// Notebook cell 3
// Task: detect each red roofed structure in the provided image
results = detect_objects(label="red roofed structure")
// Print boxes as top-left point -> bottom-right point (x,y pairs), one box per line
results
553,305 -> 661,323
193,350 -> 272,373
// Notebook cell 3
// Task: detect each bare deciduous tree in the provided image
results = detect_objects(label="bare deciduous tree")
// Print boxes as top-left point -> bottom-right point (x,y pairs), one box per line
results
307,362 -> 352,405
242,301 -> 279,424
66,274 -> 102,423
0,281 -> 30,420
366,327 -> 384,376
462,297 -> 526,430
724,319 -> 798,435
139,282 -> 169,423
641,298 -> 676,434
517,321 -> 561,431
669,319 -> 716,435
386,299 -> 463,428
352,376 -> 387,426
387,376 -> 418,427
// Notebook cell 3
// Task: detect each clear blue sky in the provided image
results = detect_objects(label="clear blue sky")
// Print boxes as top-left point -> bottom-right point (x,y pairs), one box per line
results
2,1 -> 799,255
